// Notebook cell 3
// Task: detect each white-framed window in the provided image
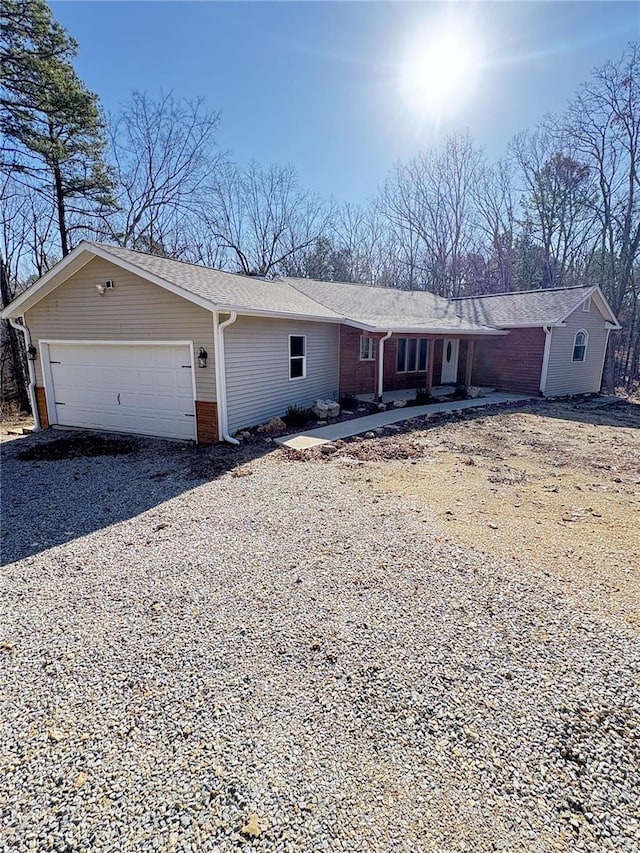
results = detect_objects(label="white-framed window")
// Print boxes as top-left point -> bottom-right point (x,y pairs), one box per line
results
582,297 -> 591,313
289,335 -> 306,379
397,338 -> 429,372
360,336 -> 377,361
572,329 -> 588,363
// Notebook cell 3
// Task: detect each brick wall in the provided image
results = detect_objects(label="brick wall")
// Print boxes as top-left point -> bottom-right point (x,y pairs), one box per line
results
339,326 -> 541,396
195,400 -> 218,443
382,337 -> 430,390
339,326 -> 433,395
340,328 -> 488,394
433,340 -> 443,384
339,326 -> 380,395
35,386 -> 49,428
472,328 -> 545,394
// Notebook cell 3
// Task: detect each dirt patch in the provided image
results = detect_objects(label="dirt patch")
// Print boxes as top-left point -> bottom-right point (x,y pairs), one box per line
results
373,400 -> 640,628
286,397 -> 640,629
0,403 -> 34,442
18,433 -> 138,461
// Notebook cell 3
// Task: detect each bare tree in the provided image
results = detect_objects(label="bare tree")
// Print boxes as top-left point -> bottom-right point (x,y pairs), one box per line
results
510,128 -> 598,288
471,158 -> 517,292
0,177 -> 51,408
560,43 -> 640,388
208,162 -> 332,276
379,132 -> 484,295
106,91 -> 224,255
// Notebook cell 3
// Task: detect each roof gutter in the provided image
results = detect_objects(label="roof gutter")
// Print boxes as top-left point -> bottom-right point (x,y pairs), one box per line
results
377,331 -> 392,401
213,311 -> 239,445
9,317 -> 40,431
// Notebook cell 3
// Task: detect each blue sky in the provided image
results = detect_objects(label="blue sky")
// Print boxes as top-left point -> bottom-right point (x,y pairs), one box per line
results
51,1 -> 638,203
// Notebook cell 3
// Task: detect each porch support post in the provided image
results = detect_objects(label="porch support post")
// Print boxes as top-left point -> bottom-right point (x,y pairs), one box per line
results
464,339 -> 474,386
377,331 -> 392,401
426,339 -> 434,392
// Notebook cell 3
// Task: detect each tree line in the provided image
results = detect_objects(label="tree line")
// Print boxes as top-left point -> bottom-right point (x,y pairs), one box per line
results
1,0 -> 638,406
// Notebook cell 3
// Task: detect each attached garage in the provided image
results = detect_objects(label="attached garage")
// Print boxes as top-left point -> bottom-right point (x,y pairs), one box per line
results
2,241 -> 620,445
40,341 -> 197,441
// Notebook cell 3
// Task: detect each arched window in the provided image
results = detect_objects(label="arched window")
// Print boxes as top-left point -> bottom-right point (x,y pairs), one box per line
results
572,330 -> 588,363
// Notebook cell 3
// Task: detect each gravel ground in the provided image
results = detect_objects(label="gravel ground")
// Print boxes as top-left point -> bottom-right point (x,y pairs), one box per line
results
1,430 -> 639,853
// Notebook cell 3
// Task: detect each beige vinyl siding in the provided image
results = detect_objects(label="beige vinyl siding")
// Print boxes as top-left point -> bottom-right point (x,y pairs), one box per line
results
225,316 -> 339,432
25,257 -> 216,401
544,304 -> 609,396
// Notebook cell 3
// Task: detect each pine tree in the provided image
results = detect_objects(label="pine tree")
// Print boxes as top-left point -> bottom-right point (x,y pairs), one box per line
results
0,0 -> 114,255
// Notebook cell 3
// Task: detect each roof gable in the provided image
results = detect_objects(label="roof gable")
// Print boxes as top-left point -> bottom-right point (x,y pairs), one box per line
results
1,241 -> 343,323
453,285 -> 619,328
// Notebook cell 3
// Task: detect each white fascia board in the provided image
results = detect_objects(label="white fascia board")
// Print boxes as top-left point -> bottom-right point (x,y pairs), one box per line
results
1,241 -> 346,324
370,327 -> 507,336
1,241 -> 218,318
214,306 -> 344,324
605,321 -> 622,330
392,328 -> 508,336
593,287 -> 620,326
495,321 -> 566,329
342,319 -> 506,335
556,285 -> 619,326
0,245 -> 94,318
342,319 -> 382,332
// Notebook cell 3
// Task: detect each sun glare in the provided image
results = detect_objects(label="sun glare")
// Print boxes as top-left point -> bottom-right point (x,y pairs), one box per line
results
399,27 -> 484,120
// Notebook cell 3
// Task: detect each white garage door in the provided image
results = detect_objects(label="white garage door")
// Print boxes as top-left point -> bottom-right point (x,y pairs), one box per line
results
45,342 -> 196,441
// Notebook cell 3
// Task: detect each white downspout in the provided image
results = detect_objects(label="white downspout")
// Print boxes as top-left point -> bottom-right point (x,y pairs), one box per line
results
9,316 -> 40,431
539,326 -> 552,396
377,331 -> 393,401
213,311 -> 239,445
599,327 -> 611,393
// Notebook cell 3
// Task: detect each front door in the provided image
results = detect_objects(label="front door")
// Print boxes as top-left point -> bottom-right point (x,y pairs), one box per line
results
441,339 -> 459,384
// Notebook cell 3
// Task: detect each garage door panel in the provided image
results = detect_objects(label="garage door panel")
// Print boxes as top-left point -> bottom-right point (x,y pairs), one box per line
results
47,343 -> 196,441
54,406 -> 194,440
51,343 -> 188,370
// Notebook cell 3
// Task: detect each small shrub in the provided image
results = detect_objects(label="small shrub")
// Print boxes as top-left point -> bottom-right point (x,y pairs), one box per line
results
453,384 -> 469,400
414,387 -> 432,405
283,404 -> 312,428
339,393 -> 358,410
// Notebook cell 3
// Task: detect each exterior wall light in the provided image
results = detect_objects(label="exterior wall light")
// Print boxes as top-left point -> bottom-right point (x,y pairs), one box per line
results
95,280 -> 114,296
198,347 -> 208,368
26,345 -> 37,360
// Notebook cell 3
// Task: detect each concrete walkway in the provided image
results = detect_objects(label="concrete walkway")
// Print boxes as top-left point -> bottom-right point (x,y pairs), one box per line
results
276,393 -> 533,449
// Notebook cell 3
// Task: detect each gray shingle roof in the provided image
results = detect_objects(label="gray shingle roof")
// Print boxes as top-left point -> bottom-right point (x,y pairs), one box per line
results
90,244 -> 503,333
453,286 -> 594,327
284,277 -> 499,333
12,240 -> 577,334
93,243 -> 343,320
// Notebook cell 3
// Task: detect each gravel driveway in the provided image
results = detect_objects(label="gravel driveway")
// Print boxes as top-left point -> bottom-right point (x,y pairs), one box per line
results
1,430 -> 638,853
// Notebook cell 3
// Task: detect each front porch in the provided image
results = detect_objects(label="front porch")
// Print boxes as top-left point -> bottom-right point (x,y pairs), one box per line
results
354,385 -> 495,404
339,326 -> 481,401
